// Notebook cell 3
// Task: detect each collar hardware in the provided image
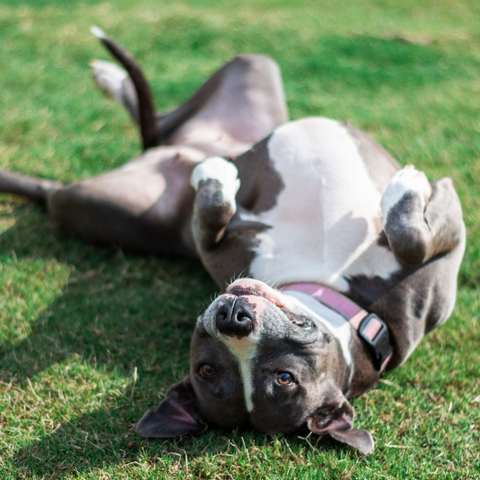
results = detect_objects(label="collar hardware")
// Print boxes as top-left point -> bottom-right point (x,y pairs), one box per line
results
357,313 -> 393,371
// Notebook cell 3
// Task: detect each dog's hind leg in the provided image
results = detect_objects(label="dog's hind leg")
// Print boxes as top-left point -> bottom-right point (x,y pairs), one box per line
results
381,166 -> 465,266
0,168 -> 62,203
90,28 -> 288,156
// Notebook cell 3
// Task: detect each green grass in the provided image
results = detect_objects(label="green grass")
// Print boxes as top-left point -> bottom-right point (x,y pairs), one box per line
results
1,0 -> 479,478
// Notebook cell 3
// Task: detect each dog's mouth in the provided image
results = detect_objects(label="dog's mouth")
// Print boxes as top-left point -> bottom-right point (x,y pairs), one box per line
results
225,280 -> 320,332
226,279 -> 285,308
200,279 -> 319,346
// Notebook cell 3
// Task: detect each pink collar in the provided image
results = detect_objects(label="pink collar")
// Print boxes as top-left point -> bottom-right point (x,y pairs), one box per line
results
280,283 -> 393,371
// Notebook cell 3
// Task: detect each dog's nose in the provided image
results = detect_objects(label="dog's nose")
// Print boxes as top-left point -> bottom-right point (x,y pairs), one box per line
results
215,298 -> 254,338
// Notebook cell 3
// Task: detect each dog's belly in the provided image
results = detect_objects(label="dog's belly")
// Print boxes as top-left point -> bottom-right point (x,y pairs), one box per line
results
249,118 -> 401,292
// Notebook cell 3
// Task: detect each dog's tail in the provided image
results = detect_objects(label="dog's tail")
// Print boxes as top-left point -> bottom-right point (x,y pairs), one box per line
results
90,26 -> 159,151
0,168 -> 62,203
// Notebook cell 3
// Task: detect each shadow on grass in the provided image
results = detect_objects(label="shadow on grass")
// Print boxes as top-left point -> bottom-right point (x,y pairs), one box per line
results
290,34 -> 450,90
0,203 -> 220,474
1,206 -> 349,476
0,203 -> 213,385
12,408 -> 345,478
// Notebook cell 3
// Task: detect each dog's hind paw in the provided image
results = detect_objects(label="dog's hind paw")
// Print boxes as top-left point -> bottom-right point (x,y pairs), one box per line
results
381,165 -> 432,225
90,60 -> 128,99
191,156 -> 241,200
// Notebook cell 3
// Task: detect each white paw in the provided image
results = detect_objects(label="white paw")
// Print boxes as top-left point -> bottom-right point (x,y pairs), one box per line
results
90,60 -> 128,99
381,165 -> 432,225
191,156 -> 241,205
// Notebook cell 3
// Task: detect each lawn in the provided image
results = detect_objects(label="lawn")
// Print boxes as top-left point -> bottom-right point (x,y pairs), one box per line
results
0,0 -> 479,478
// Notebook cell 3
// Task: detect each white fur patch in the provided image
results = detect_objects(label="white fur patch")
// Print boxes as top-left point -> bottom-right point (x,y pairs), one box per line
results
224,337 -> 258,412
199,298 -> 259,412
90,25 -> 107,39
249,118 -> 401,292
191,156 -> 241,208
380,165 -> 432,226
90,60 -> 128,100
283,291 -> 353,366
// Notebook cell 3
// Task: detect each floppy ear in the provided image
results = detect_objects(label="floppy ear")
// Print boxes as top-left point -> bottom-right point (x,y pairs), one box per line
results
136,377 -> 208,438
307,398 -> 374,455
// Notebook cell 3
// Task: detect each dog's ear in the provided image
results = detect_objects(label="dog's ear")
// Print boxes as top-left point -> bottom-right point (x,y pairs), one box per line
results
307,397 -> 374,455
136,377 -> 207,438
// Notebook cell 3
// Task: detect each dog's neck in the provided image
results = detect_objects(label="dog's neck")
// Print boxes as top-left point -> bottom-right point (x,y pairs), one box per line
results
281,283 -> 392,397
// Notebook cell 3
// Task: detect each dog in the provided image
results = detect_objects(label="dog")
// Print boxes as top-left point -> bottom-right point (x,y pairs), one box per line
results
1,30 -> 465,455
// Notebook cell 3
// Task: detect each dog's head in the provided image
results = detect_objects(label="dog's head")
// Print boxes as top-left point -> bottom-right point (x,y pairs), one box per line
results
137,279 -> 374,455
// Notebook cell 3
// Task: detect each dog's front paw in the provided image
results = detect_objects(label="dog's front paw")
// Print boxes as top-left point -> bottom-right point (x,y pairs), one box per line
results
90,60 -> 128,99
191,156 -> 241,204
381,165 -> 432,224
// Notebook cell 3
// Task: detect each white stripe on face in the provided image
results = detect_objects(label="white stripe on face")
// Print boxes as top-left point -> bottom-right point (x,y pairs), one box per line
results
224,336 -> 258,412
200,298 -> 261,413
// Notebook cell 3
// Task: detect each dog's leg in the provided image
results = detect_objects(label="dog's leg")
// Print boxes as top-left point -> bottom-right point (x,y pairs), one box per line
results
90,27 -> 288,155
190,156 -> 240,251
0,168 -> 62,203
381,166 -> 464,266
91,60 -> 139,122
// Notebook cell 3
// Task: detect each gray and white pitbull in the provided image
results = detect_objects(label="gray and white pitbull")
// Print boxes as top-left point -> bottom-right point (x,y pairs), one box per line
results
1,30 -> 465,456
136,124 -> 465,455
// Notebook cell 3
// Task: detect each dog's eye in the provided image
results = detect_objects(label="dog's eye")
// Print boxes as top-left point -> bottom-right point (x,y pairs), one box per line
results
276,372 -> 294,386
199,364 -> 215,377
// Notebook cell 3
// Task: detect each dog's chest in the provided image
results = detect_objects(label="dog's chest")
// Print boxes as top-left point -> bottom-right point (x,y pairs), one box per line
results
248,118 -> 401,292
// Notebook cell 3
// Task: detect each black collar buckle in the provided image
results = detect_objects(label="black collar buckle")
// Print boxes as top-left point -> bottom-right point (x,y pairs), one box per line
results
358,313 -> 393,371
